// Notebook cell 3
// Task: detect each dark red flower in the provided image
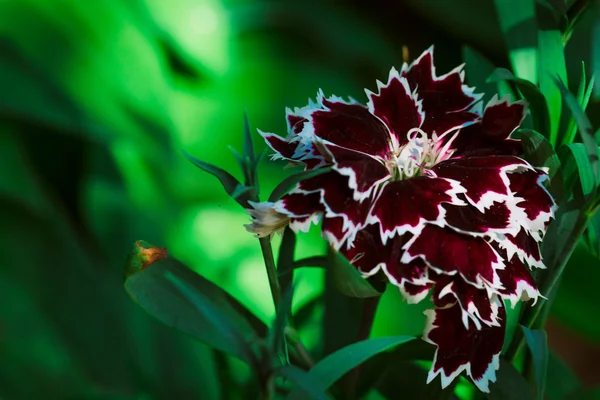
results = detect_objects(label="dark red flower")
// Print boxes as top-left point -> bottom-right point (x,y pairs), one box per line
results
246,47 -> 555,391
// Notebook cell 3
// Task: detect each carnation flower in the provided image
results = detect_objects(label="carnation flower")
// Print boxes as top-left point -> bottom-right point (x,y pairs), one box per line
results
246,47 -> 555,392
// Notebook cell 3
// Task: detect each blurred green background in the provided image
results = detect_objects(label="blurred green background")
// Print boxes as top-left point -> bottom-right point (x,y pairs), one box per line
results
1,0 -> 599,398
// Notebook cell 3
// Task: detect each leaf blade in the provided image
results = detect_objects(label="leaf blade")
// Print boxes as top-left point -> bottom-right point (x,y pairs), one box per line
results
521,326 -> 549,400
287,336 -> 415,400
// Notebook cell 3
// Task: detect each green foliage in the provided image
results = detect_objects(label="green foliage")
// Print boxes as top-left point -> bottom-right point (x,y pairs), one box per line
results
125,241 -> 266,364
520,327 -> 548,400
287,336 -> 415,400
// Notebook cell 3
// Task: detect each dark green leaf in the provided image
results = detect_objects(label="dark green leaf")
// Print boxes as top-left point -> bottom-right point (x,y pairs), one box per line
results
268,167 -> 332,202
555,78 -> 599,182
287,336 -> 415,400
279,365 -> 330,400
488,359 -> 535,400
356,339 -> 435,398
277,228 -> 297,293
487,68 -> 550,137
328,247 -> 382,298
183,151 -> 256,207
492,0 -> 538,83
538,30 -> 566,144
560,143 -> 596,201
521,326 -> 548,400
124,241 -> 266,364
520,129 -> 561,178
165,272 -> 257,365
564,62 -> 588,145
243,112 -> 256,165
586,209 -> 600,257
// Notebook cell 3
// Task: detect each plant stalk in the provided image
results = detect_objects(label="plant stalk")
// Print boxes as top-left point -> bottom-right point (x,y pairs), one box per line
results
259,237 -> 282,309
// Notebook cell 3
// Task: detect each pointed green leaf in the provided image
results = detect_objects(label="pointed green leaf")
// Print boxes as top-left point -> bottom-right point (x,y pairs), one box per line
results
287,336 -> 415,400
277,228 -> 297,293
268,167 -> 332,202
521,326 -> 549,400
586,210 -> 600,257
493,0 -> 538,83
520,129 -> 561,178
560,143 -> 596,201
538,30 -> 567,144
165,272 -> 257,365
328,247 -> 383,298
488,68 -> 550,137
279,365 -> 330,400
564,62 -> 588,145
489,359 -> 536,400
243,112 -> 256,165
183,150 -> 256,207
124,241 -> 266,364
555,78 -> 599,182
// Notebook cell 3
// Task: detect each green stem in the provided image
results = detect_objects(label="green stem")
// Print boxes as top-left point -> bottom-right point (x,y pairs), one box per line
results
344,295 -> 381,400
259,237 -> 281,308
259,235 -> 314,369
506,213 -> 589,360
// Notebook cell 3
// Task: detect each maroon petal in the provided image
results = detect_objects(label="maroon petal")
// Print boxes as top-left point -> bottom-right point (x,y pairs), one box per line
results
432,275 -> 501,329
492,244 -> 540,307
507,169 -> 556,232
274,192 -> 324,233
432,156 -> 531,208
443,200 -> 513,235
494,228 -> 545,270
366,69 -> 424,147
403,224 -> 502,288
401,47 -> 481,136
301,94 -> 393,157
452,95 -> 526,157
424,303 -> 505,392
296,171 -> 373,248
367,177 -> 466,243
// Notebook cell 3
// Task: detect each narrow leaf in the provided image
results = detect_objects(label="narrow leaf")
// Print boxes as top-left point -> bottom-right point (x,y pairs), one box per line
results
183,151 -> 255,207
493,0 -> 538,83
243,112 -> 256,164
520,129 -> 561,178
328,247 -> 383,298
124,241 -> 266,363
561,142 -> 596,201
538,30 -> 567,144
488,68 -> 550,137
279,365 -> 330,400
277,228 -> 297,292
521,326 -> 549,400
564,62 -> 588,145
287,336 -> 415,400
269,167 -> 332,202
555,77 -> 599,182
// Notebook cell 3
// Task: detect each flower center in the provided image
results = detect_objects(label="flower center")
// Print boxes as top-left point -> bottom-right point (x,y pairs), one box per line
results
385,128 -> 458,180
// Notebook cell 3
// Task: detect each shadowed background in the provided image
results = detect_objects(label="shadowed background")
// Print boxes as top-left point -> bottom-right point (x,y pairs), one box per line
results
1,0 -> 599,398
